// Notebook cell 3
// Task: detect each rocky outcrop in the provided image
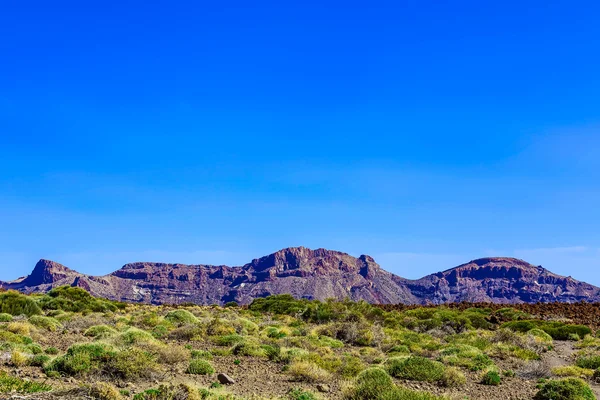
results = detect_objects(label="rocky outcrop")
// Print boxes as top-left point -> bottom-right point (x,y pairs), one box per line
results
2,248 -> 599,305
407,257 -> 600,304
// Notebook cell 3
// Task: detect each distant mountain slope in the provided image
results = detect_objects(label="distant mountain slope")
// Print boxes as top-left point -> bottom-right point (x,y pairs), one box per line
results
2,247 -> 599,305
406,257 -> 600,304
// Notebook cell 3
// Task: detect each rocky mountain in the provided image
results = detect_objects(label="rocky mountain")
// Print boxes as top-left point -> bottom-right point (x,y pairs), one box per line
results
1,247 -> 599,305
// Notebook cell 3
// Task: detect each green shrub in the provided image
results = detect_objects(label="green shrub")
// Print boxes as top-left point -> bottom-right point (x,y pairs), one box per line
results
441,367 -> 466,387
214,333 -> 244,346
0,291 -> 42,316
107,348 -> 157,379
340,356 -> 367,378
29,354 -> 51,367
132,384 -> 203,400
46,343 -> 116,376
224,301 -> 239,308
350,367 -> 394,399
88,381 -> 124,400
528,329 -> 553,343
288,388 -> 318,400
186,359 -> 215,375
481,370 -> 501,386
288,360 -> 331,382
576,355 -> 600,370
469,353 -> 494,371
502,320 -> 592,340
164,310 -> 198,325
118,328 -> 156,345
84,325 -> 118,339
206,318 -> 236,336
29,315 -> 62,331
348,367 -> 446,400
38,286 -> 124,313
534,378 -> 595,400
0,313 -> 14,322
232,341 -> 266,357
0,371 -> 51,393
552,366 -> 594,378
262,344 -> 282,361
45,347 -> 59,355
386,356 -> 445,382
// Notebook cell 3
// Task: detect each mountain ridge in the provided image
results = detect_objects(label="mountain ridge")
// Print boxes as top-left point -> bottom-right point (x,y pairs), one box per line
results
2,247 -> 599,305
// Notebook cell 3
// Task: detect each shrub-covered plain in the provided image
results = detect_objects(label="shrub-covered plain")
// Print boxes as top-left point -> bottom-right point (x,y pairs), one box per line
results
1,288 -> 599,399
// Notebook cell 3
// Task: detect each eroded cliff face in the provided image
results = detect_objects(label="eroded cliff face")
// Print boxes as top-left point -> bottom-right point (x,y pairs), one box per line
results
2,248 -> 599,305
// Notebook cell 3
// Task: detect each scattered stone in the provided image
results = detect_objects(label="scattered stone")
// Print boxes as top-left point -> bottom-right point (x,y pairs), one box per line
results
217,373 -> 235,385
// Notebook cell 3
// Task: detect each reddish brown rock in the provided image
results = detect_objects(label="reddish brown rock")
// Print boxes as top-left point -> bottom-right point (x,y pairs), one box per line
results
1,248 -> 599,305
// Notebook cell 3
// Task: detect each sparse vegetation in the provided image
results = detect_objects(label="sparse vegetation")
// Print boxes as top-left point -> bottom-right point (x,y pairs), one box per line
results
0,371 -> 52,393
386,356 -> 445,382
1,287 -> 600,399
534,378 -> 595,400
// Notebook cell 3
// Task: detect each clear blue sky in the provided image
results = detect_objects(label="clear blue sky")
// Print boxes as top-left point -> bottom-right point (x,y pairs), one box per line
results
1,1 -> 599,284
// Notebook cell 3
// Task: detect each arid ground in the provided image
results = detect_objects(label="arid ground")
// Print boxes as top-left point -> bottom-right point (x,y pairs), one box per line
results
1,288 -> 600,400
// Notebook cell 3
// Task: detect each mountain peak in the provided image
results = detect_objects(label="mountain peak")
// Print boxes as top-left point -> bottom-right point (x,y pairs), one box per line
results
449,257 -> 542,271
19,259 -> 77,287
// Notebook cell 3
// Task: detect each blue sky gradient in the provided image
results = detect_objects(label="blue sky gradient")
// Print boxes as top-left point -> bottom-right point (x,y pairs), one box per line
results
1,1 -> 599,283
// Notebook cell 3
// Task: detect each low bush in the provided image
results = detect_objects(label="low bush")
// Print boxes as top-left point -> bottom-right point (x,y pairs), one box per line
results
45,347 -> 59,355
528,328 -> 554,343
38,286 -> 124,313
552,366 -> 594,378
232,341 -> 267,357
186,359 -> 215,375
84,325 -> 118,339
11,351 -> 29,367
288,388 -> 318,400
119,327 -> 156,344
46,343 -> 116,376
29,354 -> 51,367
107,348 -> 157,379
534,378 -> 595,400
0,313 -> 14,322
349,367 -> 394,399
29,315 -> 62,331
214,333 -> 244,346
164,309 -> 198,325
88,381 -> 124,400
0,371 -> 52,394
386,356 -> 445,382
288,360 -> 331,383
206,318 -> 236,336
502,320 -> 592,341
7,322 -> 34,336
576,355 -> 600,369
346,367 -> 447,400
0,291 -> 42,316
132,384 -> 204,400
154,344 -> 190,365
440,367 -> 466,387
481,370 -> 501,386
518,360 -> 552,380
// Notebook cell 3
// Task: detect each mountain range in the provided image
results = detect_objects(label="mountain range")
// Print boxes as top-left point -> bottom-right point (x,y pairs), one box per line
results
1,247 -> 599,305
